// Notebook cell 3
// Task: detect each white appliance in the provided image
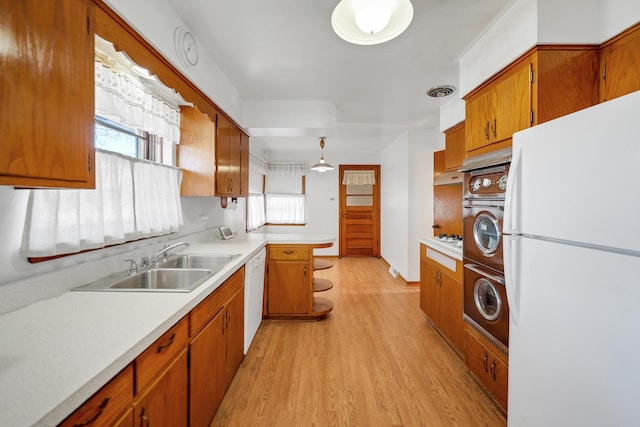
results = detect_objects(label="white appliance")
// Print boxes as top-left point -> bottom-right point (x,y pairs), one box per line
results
244,247 -> 266,354
504,90 -> 640,426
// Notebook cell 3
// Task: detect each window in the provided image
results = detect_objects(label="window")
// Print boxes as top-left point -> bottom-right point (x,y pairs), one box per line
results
95,116 -> 143,158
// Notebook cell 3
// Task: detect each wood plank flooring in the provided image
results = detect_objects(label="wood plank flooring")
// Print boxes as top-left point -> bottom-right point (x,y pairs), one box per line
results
211,257 -> 507,427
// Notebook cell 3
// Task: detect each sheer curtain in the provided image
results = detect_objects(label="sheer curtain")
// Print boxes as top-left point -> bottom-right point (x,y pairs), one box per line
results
342,170 -> 376,185
265,194 -> 306,224
246,193 -> 266,231
23,150 -> 182,257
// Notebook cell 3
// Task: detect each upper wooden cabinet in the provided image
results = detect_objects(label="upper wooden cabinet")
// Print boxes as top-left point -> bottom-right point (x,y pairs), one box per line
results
177,108 -> 250,198
433,150 -> 446,177
0,0 -> 95,188
465,46 -> 599,157
444,122 -> 465,172
600,23 -> 640,102
215,114 -> 242,197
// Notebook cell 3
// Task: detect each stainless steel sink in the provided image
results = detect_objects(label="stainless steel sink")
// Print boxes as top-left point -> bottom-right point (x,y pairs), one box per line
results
73,253 -> 241,293
158,253 -> 241,272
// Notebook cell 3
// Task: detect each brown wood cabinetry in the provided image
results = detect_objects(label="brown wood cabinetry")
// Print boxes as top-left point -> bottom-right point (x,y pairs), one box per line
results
189,268 -> 245,427
464,325 -> 508,412
265,244 -> 334,320
465,46 -> 599,157
133,349 -> 188,427
240,133 -> 250,197
600,23 -> 640,102
215,114 -> 242,196
59,365 -> 133,427
433,150 -> 446,176
178,106 -> 216,196
419,244 -> 463,354
0,0 -> 95,188
444,122 -> 465,172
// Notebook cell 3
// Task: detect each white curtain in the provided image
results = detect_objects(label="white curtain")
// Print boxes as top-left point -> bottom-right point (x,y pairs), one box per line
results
265,194 -> 306,224
267,163 -> 307,176
342,170 -> 376,185
23,150 -> 182,257
94,61 -> 181,145
246,193 -> 266,231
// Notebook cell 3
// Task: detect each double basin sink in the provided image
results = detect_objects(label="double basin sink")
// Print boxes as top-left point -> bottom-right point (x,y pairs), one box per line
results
74,253 -> 241,293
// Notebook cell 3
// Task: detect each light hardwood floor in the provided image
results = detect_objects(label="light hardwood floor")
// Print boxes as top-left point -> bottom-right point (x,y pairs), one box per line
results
211,257 -> 507,427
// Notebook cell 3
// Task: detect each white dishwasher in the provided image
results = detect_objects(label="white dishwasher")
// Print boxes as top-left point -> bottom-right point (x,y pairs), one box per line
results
244,247 -> 266,354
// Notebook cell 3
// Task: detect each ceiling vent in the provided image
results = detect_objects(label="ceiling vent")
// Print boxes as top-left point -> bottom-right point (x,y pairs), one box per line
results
427,85 -> 456,98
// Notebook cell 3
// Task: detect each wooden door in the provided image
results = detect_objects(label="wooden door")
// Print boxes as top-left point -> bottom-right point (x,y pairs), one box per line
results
216,114 -> 241,196
439,272 -> 464,353
420,260 -> 438,322
178,106 -> 216,196
133,349 -> 188,427
493,61 -> 532,142
465,87 -> 494,152
600,23 -> 640,102
189,309 -> 226,427
0,0 -> 95,188
224,287 -> 245,387
239,132 -> 250,196
339,165 -> 380,257
444,122 -> 465,172
267,261 -> 310,314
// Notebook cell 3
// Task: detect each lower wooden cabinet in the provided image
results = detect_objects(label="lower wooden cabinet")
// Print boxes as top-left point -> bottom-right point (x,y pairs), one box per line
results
189,267 -> 245,427
133,349 -> 188,427
464,325 -> 508,412
58,365 -> 133,427
60,269 -> 246,427
419,244 -> 464,354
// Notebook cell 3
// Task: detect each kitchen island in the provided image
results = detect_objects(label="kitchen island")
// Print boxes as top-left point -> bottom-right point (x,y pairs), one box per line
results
0,232 -> 334,427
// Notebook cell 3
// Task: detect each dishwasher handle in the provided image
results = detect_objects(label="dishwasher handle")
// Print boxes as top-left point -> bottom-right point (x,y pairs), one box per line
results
248,248 -> 266,269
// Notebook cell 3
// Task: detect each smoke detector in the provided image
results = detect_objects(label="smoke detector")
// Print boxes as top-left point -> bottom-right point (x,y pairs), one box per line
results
427,85 -> 456,98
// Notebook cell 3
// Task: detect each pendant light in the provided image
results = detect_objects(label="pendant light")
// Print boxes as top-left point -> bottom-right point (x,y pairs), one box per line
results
331,0 -> 414,45
310,137 -> 335,173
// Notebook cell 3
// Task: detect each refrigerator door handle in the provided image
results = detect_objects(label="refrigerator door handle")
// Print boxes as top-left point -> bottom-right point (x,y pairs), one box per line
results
504,234 -> 521,325
504,145 -> 522,234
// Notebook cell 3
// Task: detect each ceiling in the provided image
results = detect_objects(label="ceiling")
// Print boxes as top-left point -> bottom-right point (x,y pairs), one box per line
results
167,0 -> 513,153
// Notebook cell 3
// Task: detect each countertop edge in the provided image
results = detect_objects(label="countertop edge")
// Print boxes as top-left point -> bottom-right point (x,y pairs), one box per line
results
418,237 -> 463,261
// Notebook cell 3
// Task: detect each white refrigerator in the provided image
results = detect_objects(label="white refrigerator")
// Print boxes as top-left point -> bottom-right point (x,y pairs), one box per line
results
504,90 -> 640,426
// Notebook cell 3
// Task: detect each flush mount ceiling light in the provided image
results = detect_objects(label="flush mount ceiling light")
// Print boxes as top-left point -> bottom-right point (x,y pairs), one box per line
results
310,137 -> 335,173
331,0 -> 414,45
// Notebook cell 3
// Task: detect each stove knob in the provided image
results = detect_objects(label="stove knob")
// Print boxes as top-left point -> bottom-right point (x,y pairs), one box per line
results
482,178 -> 492,188
472,178 -> 482,192
498,174 -> 508,191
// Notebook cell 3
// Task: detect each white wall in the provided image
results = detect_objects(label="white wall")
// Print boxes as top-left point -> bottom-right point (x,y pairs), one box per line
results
599,0 -> 640,41
260,148 -> 380,256
380,130 -> 444,282
103,0 -> 243,124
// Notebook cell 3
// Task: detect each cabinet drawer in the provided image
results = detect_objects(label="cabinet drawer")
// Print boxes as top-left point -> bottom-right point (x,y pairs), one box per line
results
59,364 -> 133,427
190,268 -> 244,336
136,317 -> 188,394
421,244 -> 463,282
465,330 -> 508,411
268,246 -> 309,261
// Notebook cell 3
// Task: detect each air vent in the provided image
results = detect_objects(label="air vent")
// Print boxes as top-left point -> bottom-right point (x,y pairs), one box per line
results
426,85 -> 456,98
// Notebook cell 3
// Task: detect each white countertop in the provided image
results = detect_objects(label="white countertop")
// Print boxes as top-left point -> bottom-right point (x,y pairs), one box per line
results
0,232 -> 334,427
418,236 -> 463,261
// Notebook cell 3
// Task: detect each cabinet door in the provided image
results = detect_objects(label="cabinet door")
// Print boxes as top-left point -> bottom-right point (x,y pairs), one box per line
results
267,261 -> 310,315
216,114 -> 241,196
465,330 -> 508,411
134,349 -> 188,427
601,25 -> 640,102
178,106 -> 216,196
0,0 -> 95,188
465,88 -> 494,152
189,309 -> 226,427
493,62 -> 532,142
444,122 -> 465,172
224,287 -> 245,387
438,272 -> 464,353
419,260 -> 439,323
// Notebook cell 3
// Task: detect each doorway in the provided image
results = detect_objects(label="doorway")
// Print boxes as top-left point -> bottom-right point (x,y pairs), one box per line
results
339,165 -> 380,257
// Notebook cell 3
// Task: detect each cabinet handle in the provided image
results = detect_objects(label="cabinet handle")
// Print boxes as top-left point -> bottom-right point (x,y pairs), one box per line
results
491,118 -> 497,138
303,266 -> 307,276
483,353 -> 489,372
73,397 -> 109,427
156,333 -> 176,353
490,360 -> 497,381
283,250 -> 295,255
484,122 -> 490,141
226,310 -> 230,328
140,407 -> 150,427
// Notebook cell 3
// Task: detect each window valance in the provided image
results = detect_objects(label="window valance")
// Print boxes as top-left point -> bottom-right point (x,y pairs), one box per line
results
249,155 -> 307,176
342,170 -> 376,185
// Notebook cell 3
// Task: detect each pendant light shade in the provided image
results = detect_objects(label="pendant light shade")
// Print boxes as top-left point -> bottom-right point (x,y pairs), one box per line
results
331,0 -> 414,45
310,138 -> 335,173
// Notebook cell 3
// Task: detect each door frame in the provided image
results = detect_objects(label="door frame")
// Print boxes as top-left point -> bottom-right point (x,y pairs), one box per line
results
339,165 -> 380,257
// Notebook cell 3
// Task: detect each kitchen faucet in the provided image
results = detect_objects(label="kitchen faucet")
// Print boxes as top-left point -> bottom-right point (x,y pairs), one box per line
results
149,241 -> 190,265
